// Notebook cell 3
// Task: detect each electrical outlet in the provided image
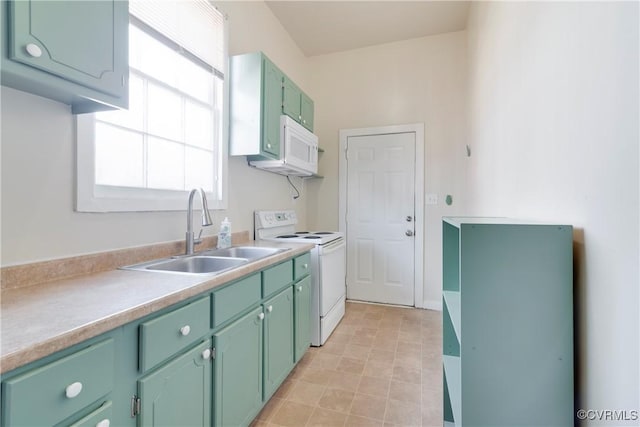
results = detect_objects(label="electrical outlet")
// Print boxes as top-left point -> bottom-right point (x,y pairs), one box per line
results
426,193 -> 438,205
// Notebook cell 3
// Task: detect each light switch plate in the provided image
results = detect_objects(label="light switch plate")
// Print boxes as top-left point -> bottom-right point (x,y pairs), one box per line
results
426,193 -> 438,205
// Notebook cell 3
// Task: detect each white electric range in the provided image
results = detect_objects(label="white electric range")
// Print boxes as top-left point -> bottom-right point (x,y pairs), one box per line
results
255,210 -> 346,346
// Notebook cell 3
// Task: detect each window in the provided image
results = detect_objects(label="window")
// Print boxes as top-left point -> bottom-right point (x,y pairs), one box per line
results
77,0 -> 227,212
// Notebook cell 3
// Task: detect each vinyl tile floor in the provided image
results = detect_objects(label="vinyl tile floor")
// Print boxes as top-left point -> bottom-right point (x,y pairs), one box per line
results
251,301 -> 443,427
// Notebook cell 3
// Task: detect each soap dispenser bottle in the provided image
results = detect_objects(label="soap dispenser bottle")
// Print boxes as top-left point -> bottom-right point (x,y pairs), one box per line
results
217,217 -> 232,249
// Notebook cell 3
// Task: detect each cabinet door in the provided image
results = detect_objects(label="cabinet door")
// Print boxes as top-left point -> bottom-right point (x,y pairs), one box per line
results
293,276 -> 312,363
7,0 -> 127,99
300,92 -> 314,131
262,57 -> 283,158
214,307 -> 264,427
263,287 -> 295,400
282,76 -> 301,122
138,340 -> 212,427
2,339 -> 114,427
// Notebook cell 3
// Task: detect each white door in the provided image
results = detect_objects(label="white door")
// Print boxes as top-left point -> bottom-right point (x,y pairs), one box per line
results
345,132 -> 416,306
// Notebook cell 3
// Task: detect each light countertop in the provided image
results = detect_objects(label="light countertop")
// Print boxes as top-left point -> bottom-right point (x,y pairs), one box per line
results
0,240 -> 314,374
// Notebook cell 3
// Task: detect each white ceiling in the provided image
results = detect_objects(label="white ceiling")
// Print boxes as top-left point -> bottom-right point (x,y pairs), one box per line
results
265,1 -> 471,57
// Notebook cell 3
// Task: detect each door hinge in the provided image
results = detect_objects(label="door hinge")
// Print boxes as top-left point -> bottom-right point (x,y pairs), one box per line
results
131,395 -> 141,418
211,347 -> 216,359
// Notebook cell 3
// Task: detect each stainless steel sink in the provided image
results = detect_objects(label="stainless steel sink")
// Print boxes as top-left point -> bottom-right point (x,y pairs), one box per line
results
200,246 -> 286,260
123,256 -> 248,275
121,246 -> 287,276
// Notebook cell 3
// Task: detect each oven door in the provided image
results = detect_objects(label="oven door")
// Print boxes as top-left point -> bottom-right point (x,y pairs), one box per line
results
318,237 -> 346,316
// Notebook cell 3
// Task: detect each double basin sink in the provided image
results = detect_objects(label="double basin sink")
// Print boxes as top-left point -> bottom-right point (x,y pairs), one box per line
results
122,246 -> 287,276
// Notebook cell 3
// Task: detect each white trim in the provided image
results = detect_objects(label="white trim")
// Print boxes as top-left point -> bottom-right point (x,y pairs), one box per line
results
338,123 -> 425,309
75,13 -> 229,213
423,298 -> 442,311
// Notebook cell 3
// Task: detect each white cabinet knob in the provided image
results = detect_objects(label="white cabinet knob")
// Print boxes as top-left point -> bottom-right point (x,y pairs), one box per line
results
258,312 -> 265,321
267,305 -> 273,313
303,263 -> 308,269
201,348 -> 211,360
267,143 -> 271,149
298,115 -> 302,120
96,419 -> 110,427
180,325 -> 191,336
297,286 -> 302,292
303,119 -> 307,124
25,43 -> 42,58
65,381 -> 83,399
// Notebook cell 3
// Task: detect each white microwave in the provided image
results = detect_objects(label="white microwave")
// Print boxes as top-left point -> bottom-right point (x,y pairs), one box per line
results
249,115 -> 319,176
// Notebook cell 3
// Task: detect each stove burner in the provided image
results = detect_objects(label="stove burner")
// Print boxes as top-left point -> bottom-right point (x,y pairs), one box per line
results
314,232 -> 334,235
295,231 -> 310,234
304,236 -> 322,239
277,235 -> 300,238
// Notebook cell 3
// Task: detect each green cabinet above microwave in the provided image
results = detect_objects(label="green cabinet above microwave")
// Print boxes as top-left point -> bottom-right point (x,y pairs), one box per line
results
1,0 -> 129,113
230,51 -> 314,161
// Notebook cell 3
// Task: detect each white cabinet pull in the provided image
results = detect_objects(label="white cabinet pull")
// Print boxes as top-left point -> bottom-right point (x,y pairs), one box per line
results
303,263 -> 308,269
267,143 -> 271,149
297,286 -> 302,292
267,305 -> 273,313
65,381 -> 83,399
96,419 -> 110,427
25,43 -> 43,58
258,312 -> 265,321
201,348 -> 211,360
180,325 -> 191,336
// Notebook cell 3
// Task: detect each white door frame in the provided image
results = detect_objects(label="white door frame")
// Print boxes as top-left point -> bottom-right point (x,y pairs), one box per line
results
338,123 -> 425,309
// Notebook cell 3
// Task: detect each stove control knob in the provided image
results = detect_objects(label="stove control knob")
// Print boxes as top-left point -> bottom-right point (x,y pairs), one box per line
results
406,230 -> 414,237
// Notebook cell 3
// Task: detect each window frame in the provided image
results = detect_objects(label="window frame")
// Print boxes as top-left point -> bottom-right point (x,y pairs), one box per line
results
76,11 -> 228,213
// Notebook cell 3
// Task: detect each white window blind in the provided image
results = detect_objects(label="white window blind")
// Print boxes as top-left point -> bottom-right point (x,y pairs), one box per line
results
76,0 -> 228,212
129,0 -> 225,74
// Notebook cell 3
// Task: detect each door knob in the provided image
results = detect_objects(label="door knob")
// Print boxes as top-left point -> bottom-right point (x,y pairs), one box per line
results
406,230 -> 414,237
406,216 -> 413,222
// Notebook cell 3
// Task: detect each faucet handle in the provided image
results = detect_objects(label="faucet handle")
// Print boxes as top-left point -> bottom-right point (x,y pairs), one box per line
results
194,228 -> 205,245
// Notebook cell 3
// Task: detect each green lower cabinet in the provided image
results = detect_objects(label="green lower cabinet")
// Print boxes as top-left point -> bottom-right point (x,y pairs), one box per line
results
137,340 -> 212,427
2,339 -> 115,427
263,287 -> 294,400
69,401 -> 112,427
293,277 -> 311,363
214,307 -> 264,427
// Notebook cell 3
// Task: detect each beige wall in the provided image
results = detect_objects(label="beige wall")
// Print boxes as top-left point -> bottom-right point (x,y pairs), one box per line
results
466,1 -> 639,421
305,32 -> 468,308
0,1 -> 308,265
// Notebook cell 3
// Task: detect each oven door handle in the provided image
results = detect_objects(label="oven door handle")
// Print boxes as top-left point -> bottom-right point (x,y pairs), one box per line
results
320,238 -> 345,255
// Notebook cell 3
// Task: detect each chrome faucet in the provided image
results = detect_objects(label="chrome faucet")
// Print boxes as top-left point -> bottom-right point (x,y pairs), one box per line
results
185,188 -> 213,255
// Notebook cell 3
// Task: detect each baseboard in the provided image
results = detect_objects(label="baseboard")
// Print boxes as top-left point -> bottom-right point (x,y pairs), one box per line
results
423,298 -> 442,311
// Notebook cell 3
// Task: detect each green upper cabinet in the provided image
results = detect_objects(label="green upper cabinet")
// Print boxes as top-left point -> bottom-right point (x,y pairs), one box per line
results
138,340 -> 212,427
262,57 -> 284,158
1,0 -> 128,113
230,51 -> 315,159
282,76 -> 314,131
230,52 -> 283,160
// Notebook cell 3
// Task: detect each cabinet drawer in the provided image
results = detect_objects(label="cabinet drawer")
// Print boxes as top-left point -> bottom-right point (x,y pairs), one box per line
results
139,296 -> 210,372
212,273 -> 261,328
2,339 -> 114,427
262,260 -> 293,297
293,253 -> 311,281
69,401 -> 112,427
